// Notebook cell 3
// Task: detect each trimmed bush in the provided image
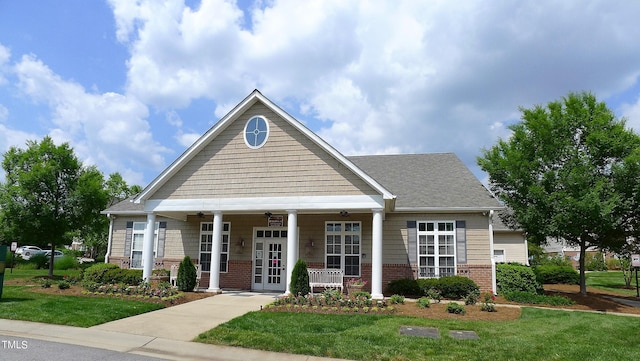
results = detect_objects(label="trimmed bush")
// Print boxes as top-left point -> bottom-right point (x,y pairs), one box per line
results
103,268 -> 143,285
386,278 -> 421,296
496,263 -> 542,294
503,291 -> 575,306
437,276 -> 479,299
83,263 -> 119,283
177,256 -> 197,292
534,265 -> 579,285
417,278 -> 440,294
290,259 -> 311,296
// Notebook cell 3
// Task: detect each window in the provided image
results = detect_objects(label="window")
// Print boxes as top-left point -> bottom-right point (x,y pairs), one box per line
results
493,249 -> 505,263
199,222 -> 231,273
417,221 -> 456,278
243,116 -> 269,149
325,221 -> 361,277
131,222 -> 159,269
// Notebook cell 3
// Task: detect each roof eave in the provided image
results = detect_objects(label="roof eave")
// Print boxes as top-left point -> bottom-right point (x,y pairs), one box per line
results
393,206 -> 504,213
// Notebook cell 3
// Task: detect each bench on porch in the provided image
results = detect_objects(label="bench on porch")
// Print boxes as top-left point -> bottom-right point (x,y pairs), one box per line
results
307,268 -> 344,294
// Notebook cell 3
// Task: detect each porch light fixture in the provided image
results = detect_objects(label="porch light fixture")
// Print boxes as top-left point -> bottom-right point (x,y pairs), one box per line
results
340,210 -> 349,217
238,238 -> 245,248
197,212 -> 204,218
264,212 -> 272,218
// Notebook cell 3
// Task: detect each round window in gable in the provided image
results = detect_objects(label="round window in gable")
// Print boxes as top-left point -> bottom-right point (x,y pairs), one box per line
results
243,116 -> 270,149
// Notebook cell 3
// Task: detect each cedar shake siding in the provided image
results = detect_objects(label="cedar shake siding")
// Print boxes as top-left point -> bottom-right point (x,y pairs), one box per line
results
151,103 -> 377,200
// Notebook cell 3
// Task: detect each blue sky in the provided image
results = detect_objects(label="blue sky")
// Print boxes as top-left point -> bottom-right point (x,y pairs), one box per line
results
1,0 -> 640,187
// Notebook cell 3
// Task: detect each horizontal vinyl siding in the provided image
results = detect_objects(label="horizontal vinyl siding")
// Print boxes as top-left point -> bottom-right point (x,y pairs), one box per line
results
494,233 -> 527,264
152,103 -> 376,200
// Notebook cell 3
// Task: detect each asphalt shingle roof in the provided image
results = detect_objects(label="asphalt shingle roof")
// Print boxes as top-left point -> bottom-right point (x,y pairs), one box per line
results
348,153 -> 501,210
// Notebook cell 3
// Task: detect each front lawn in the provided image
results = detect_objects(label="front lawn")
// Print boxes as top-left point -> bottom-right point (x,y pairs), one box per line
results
196,308 -> 640,361
586,271 -> 638,296
0,269 -> 164,327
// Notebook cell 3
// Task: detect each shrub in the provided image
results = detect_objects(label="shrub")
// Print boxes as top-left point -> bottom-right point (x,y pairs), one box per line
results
389,294 -> 405,304
446,302 -> 465,315
465,289 -> 480,305
290,259 -> 310,296
53,255 -> 79,270
503,291 -> 575,306
425,288 -> 442,303
177,256 -> 197,292
496,263 -> 542,294
585,252 -> 608,271
606,258 -> 621,270
417,278 -> 440,295
534,265 -> 579,285
539,254 -> 573,267
103,268 -> 143,285
40,278 -> 52,288
437,276 -> 479,299
83,263 -> 120,283
481,292 -> 496,312
416,297 -> 431,308
57,280 -> 71,290
386,278 -> 421,296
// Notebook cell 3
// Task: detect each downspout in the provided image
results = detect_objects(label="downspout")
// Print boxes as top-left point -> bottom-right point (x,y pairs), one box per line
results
489,210 -> 497,295
105,213 -> 114,264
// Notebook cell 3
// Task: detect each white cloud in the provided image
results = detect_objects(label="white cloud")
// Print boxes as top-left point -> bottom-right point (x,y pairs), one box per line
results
13,54 -> 170,184
0,104 -> 8,122
106,0 -> 640,182
175,130 -> 201,148
621,97 -> 640,134
0,44 -> 9,85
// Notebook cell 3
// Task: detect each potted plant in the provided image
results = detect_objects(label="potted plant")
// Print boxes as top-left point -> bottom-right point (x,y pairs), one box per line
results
151,269 -> 170,282
346,278 -> 367,295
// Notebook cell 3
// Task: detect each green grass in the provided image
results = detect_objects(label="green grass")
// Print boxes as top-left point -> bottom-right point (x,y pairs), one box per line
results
586,271 -> 638,296
196,309 -> 640,361
0,269 -> 164,327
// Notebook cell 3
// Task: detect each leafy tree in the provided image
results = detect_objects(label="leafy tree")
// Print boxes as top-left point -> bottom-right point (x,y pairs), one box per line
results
177,256 -> 197,292
290,259 -> 310,296
478,92 -> 640,295
0,137 -> 107,277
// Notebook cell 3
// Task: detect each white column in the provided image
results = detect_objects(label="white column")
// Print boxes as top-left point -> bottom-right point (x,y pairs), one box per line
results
285,210 -> 298,295
489,210 -> 497,295
371,209 -> 384,299
207,211 -> 223,293
142,212 -> 156,282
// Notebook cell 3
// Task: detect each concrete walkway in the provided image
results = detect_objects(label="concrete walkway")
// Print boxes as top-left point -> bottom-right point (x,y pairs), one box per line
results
0,291 -> 352,361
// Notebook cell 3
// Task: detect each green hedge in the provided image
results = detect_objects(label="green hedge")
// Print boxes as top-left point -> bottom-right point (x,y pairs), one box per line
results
534,265 -> 579,284
386,276 -> 479,300
503,291 -> 575,306
386,279 -> 421,297
496,263 -> 542,294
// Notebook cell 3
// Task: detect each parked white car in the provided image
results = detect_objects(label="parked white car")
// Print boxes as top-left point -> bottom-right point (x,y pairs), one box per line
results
15,245 -> 43,260
42,250 -> 65,259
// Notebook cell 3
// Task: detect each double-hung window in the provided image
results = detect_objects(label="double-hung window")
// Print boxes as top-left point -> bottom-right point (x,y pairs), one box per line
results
325,221 -> 361,277
417,221 -> 456,278
199,222 -> 231,273
131,222 -> 159,269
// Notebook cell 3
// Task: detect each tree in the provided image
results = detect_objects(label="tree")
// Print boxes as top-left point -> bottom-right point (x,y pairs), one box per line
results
0,137 -> 107,277
478,92 -> 640,295
290,259 -> 310,296
177,256 -> 197,292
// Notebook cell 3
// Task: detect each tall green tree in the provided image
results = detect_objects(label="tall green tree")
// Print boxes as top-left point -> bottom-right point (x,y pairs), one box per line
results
478,92 -> 640,295
0,137 -> 107,276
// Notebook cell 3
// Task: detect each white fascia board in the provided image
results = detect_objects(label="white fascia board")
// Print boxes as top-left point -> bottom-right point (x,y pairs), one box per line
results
143,195 -> 385,213
393,206 -> 504,213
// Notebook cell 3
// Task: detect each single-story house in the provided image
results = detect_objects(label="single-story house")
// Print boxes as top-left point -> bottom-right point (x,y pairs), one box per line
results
103,89 -> 520,297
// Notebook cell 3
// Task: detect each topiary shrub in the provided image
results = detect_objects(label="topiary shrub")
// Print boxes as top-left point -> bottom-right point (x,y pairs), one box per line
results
290,259 -> 310,296
83,263 -> 119,283
436,276 -> 479,299
496,263 -> 542,295
386,278 -> 421,296
177,256 -> 197,292
534,265 -> 579,285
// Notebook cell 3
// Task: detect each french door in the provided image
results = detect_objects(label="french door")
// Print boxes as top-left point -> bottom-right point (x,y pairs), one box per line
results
252,228 -> 288,291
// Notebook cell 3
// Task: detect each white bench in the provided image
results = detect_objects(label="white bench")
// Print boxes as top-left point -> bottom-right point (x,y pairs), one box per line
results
307,268 -> 344,294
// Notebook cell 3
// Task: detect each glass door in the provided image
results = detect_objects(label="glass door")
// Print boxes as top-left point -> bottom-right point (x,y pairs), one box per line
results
252,228 -> 288,291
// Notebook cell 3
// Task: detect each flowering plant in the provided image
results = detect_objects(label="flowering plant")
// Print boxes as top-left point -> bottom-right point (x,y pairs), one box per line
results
346,278 -> 367,287
481,291 -> 497,312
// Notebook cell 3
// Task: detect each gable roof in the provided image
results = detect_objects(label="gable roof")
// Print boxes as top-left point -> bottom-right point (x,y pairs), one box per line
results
349,153 -> 502,211
134,90 -> 395,204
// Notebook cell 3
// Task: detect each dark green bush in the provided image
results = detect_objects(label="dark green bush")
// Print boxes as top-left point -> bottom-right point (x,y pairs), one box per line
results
290,259 -> 310,296
57,280 -> 71,289
417,278 -> 440,294
496,263 -> 542,294
177,256 -> 197,292
53,255 -> 79,270
83,263 -> 119,283
30,254 -> 49,269
446,302 -> 465,315
503,291 -> 575,306
436,276 -> 479,299
534,265 -> 579,285
386,278 -> 421,296
103,268 -> 142,285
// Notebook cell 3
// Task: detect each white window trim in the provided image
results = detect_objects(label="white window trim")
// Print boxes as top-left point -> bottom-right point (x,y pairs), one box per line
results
493,249 -> 506,263
131,222 -> 159,269
243,115 -> 270,149
325,221 -> 362,277
199,222 -> 231,273
417,221 -> 457,278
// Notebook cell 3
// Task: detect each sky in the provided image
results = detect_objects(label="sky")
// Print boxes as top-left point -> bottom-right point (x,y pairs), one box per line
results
1,0 -> 640,188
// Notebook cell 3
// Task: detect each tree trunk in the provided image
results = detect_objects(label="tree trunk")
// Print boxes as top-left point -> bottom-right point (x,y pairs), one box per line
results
48,244 -> 55,278
579,240 -> 587,296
